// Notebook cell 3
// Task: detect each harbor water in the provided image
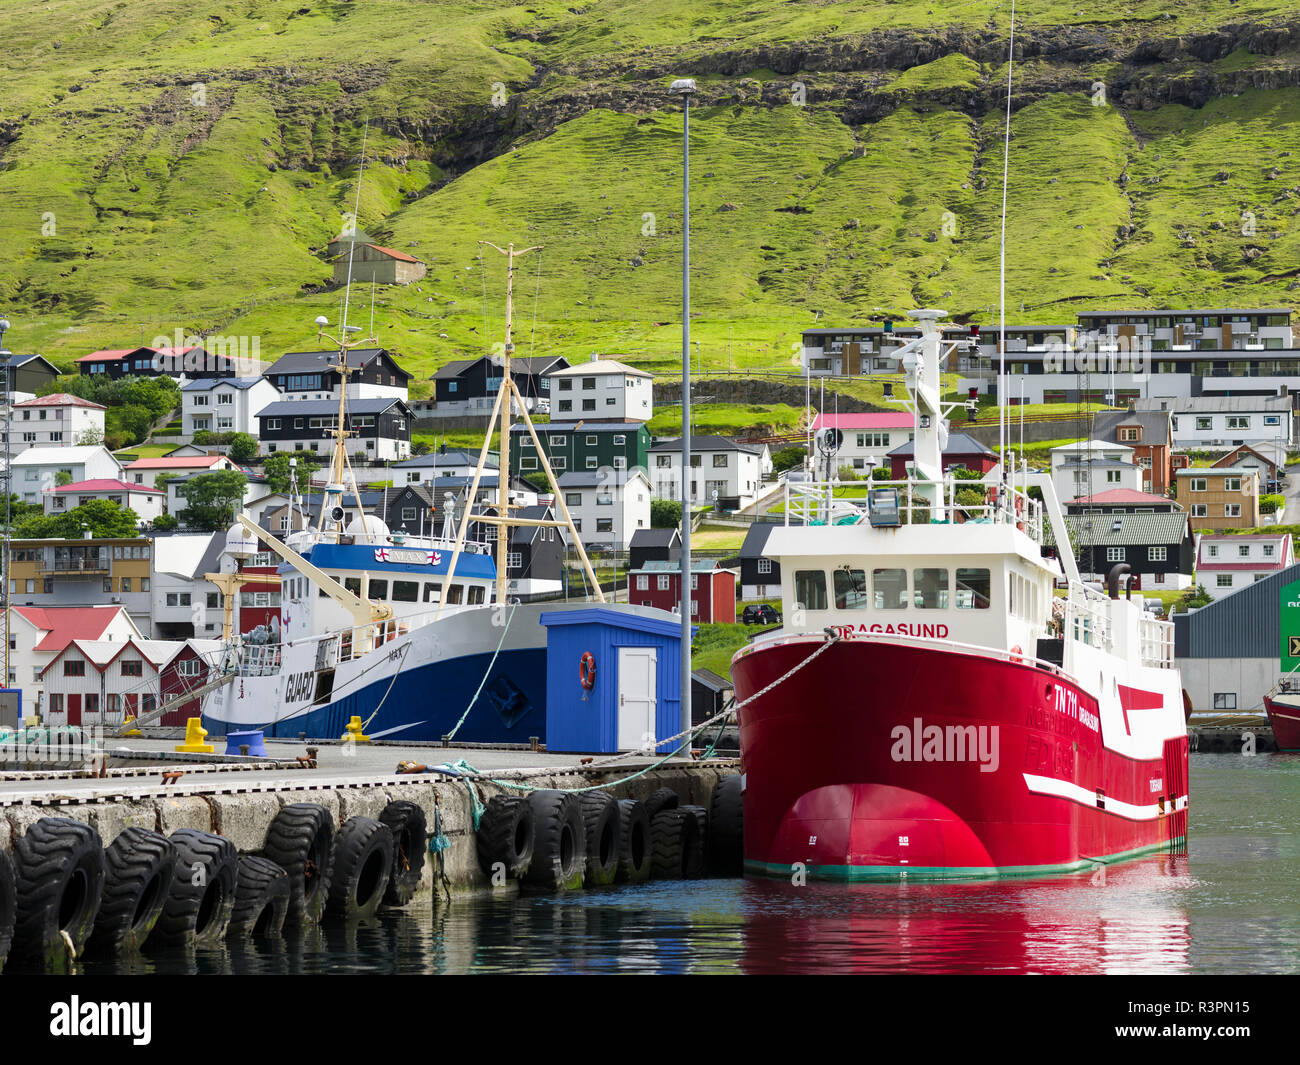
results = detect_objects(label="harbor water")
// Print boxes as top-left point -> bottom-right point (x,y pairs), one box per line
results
23,751 -> 1300,976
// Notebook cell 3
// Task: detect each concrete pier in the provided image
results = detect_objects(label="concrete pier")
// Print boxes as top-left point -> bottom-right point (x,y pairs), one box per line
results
0,738 -> 739,897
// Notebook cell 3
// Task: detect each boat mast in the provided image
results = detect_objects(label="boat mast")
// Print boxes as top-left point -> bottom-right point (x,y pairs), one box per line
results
435,243 -> 604,617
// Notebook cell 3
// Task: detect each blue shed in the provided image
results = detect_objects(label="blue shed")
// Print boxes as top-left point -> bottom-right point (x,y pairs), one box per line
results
539,608 -> 695,754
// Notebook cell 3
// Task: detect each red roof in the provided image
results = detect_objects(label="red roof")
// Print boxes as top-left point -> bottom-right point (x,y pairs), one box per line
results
328,239 -> 422,264
11,606 -> 130,653
77,349 -> 136,363
50,478 -> 163,495
126,455 -> 227,470
14,393 -> 107,410
811,412 -> 915,431
1064,488 -> 1174,506
1197,561 -> 1288,571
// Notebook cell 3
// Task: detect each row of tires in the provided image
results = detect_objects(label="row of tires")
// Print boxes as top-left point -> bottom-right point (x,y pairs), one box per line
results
0,798 -> 428,972
478,776 -> 743,890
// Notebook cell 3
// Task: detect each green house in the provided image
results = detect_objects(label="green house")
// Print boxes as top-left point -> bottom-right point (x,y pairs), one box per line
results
509,421 -> 651,477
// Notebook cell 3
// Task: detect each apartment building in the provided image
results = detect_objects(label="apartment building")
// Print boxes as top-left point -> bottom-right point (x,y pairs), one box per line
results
648,436 -> 765,510
1090,407 -> 1174,494
1048,440 -> 1142,504
262,348 -> 410,403
8,536 -> 155,633
1174,467 -> 1260,532
44,479 -> 165,524
556,469 -> 652,549
8,394 -> 106,454
11,446 -> 124,503
254,397 -> 413,462
1136,396 -> 1293,450
181,377 -> 281,438
545,358 -> 654,423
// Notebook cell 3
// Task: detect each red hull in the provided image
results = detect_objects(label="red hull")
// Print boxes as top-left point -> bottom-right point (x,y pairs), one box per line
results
731,637 -> 1188,880
1264,693 -> 1300,751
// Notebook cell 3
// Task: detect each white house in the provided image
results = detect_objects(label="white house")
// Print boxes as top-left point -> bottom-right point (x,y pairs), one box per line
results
557,468 -> 651,549
545,358 -> 654,423
181,377 -> 281,439
1136,396 -> 1293,450
40,637 -> 177,727
810,411 -> 915,474
43,479 -> 165,524
1048,440 -> 1141,504
151,533 -> 227,639
391,448 -> 498,487
9,394 -> 107,454
649,435 -> 765,510
165,473 -> 269,525
1196,532 -> 1295,600
124,454 -> 241,490
11,446 -> 125,504
7,604 -> 142,709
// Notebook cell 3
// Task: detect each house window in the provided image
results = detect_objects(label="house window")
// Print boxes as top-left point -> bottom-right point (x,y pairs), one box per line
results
636,575 -> 648,590
1148,546 -> 1167,562
657,575 -> 670,591
1196,417 -> 1212,430
1106,547 -> 1124,563
63,660 -> 85,676
1225,504 -> 1241,517
583,399 -> 596,411
1239,545 -> 1250,558
565,492 -> 582,507
757,558 -> 772,574
1190,478 -> 1207,492
586,456 -> 598,469
656,456 -> 671,467
1217,574 -> 1233,587
1226,417 -> 1249,430
1264,544 -> 1275,557
1213,692 -> 1237,710
613,457 -> 627,470
1119,428 -> 1140,442
1265,415 -> 1282,426
614,435 -> 626,445
1224,478 -> 1241,492
1192,504 -> 1207,518
713,454 -> 728,467
178,659 -> 203,677
507,552 -> 522,569
121,660 -> 143,677
596,518 -> 613,533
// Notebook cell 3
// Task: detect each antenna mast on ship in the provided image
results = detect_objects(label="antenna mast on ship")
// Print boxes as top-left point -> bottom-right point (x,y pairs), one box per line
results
435,242 -> 605,614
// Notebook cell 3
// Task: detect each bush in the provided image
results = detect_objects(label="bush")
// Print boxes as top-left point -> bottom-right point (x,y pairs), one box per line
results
836,464 -> 860,481
870,465 -> 894,482
651,499 -> 682,529
771,446 -> 806,475
1260,494 -> 1284,515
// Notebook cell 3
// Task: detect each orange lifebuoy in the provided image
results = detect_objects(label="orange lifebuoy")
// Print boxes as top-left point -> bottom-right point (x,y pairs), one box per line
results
579,651 -> 597,691
1010,644 -> 1023,664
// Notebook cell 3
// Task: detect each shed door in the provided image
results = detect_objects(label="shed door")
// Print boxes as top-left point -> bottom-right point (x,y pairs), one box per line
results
617,647 -> 657,751
67,694 -> 82,726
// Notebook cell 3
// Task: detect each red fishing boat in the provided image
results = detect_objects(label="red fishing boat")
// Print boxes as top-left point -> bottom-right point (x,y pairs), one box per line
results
730,310 -> 1190,881
1264,680 -> 1300,751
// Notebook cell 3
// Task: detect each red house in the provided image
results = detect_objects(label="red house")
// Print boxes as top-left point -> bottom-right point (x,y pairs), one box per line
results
886,431 -> 998,479
158,639 -> 224,726
628,560 -> 737,623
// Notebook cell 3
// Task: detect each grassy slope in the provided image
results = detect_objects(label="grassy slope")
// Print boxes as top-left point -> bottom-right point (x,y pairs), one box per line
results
0,1 -> 1296,386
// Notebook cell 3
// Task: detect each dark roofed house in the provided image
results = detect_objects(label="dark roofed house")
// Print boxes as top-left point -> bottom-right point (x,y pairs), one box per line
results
432,355 -> 569,416
1092,407 -> 1174,493
393,447 -> 498,485
740,522 -> 784,600
263,347 -> 410,401
1043,511 -> 1194,591
629,528 -> 681,571
466,503 -> 564,597
255,396 -> 413,463
887,431 -> 998,479
691,668 -> 734,728
77,346 -> 236,380
1063,487 -> 1181,514
0,353 -> 61,394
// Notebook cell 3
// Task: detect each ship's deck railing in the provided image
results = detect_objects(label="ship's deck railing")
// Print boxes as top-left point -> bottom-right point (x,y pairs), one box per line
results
1138,612 -> 1175,669
233,643 -> 282,677
783,476 -> 1042,541
1063,580 -> 1113,654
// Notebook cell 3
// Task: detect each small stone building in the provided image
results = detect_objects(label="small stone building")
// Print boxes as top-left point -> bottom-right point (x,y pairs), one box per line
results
327,237 -> 427,285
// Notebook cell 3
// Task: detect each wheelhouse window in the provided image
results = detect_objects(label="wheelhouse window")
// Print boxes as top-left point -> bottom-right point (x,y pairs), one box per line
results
832,568 -> 868,610
367,579 -> 388,601
794,570 -> 827,611
872,568 -> 908,610
423,582 -> 442,603
392,581 -> 419,603
954,568 -> 991,609
445,584 -> 464,605
912,568 -> 949,609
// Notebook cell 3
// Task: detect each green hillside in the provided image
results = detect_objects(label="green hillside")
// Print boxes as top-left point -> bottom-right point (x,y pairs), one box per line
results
1,0 -> 1298,385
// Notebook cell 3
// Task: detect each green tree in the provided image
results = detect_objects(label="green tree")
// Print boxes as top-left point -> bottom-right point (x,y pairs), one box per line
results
151,513 -> 179,531
54,470 -> 74,487
771,446 -> 806,474
651,498 -> 682,529
177,469 -> 248,531
1175,583 -> 1213,613
228,433 -> 259,464
15,499 -> 140,539
263,451 -> 318,495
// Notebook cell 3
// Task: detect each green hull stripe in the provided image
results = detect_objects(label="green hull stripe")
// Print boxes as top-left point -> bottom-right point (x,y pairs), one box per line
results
745,838 -> 1186,882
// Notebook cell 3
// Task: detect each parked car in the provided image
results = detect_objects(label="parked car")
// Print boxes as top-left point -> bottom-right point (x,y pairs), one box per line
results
742,604 -> 781,626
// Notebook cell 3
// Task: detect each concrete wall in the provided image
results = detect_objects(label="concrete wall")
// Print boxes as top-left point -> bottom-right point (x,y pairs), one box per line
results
1178,656 -> 1274,713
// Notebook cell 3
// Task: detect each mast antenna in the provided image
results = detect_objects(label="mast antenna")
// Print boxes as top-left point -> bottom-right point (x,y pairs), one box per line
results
998,0 -> 1016,486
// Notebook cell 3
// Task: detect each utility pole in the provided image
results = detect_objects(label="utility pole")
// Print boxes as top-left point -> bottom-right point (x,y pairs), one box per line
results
0,317 -> 10,696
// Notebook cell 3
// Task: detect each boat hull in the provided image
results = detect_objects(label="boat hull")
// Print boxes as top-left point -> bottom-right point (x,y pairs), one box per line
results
731,635 -> 1189,881
1264,692 -> 1300,751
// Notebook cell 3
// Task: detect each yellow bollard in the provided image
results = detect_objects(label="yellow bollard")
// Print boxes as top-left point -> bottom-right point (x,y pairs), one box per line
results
121,715 -> 142,738
176,717 -> 214,754
341,716 -> 371,744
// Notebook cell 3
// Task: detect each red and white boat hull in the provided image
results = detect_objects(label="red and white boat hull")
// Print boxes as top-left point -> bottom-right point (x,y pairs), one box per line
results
1264,692 -> 1300,751
731,633 -> 1189,880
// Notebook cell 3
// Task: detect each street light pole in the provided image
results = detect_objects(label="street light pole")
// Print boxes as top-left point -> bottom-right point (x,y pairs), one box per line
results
0,317 -> 10,694
670,77 -> 696,747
